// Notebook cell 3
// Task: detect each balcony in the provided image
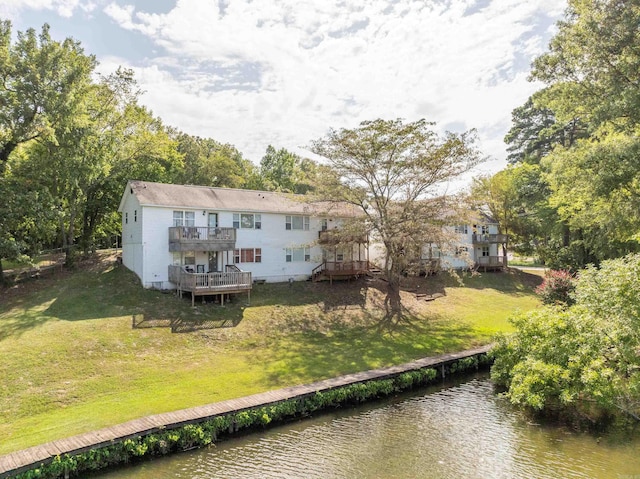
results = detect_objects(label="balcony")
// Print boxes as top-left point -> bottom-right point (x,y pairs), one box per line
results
472,233 -> 508,244
318,229 -> 368,245
169,226 -> 236,252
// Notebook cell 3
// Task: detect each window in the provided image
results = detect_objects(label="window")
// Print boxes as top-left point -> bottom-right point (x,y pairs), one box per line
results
455,246 -> 469,257
336,253 -> 344,262
184,252 -> 196,265
173,211 -> 183,226
481,225 -> 489,235
454,225 -> 468,234
321,219 -> 328,231
481,246 -> 490,257
234,248 -> 262,263
285,215 -> 310,231
285,246 -> 310,262
173,211 -> 195,227
125,212 -> 128,224
233,213 -> 261,229
134,210 -> 137,222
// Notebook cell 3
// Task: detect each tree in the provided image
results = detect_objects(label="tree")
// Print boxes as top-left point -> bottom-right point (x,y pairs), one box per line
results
542,131 -> 640,265
531,0 -> 640,131
492,253 -> 640,423
504,94 -> 587,164
0,21 -> 96,172
175,132 -> 253,189
12,68 -> 182,261
311,118 -> 482,289
257,145 -> 319,194
0,174 -> 56,284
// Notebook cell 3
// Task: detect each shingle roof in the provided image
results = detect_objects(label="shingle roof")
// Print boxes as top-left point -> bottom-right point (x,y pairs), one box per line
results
121,180 -> 358,217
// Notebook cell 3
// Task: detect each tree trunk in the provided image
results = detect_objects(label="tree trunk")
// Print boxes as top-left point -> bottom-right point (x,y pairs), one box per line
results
0,258 -> 5,286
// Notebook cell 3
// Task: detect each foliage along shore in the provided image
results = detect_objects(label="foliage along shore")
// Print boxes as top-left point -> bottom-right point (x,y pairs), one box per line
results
491,253 -> 640,427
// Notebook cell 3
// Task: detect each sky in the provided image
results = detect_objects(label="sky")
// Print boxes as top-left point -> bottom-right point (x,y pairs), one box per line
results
4,0 -> 566,178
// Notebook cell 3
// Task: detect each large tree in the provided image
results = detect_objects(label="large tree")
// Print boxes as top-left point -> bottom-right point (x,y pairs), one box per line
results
174,132 -> 252,189
0,21 -> 95,172
311,118 -> 482,289
531,0 -> 640,131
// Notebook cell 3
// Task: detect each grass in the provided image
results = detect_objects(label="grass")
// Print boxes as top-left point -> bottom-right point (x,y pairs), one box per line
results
0,253 -> 543,455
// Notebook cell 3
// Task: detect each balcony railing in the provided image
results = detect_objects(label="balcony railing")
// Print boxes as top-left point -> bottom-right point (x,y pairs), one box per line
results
318,230 -> 368,245
168,226 -> 236,252
475,256 -> 507,269
472,233 -> 508,244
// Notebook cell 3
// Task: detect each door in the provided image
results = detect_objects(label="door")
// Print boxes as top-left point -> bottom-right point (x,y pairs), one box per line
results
208,252 -> 219,272
208,213 -> 218,239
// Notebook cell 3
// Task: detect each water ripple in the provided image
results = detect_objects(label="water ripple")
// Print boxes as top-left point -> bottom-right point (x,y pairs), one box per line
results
98,377 -> 640,479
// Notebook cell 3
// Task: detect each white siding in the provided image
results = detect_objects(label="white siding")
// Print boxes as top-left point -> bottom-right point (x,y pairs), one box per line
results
120,190 -> 144,283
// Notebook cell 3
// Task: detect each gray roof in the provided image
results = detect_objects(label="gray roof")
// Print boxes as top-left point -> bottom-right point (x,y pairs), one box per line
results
120,180 -> 358,217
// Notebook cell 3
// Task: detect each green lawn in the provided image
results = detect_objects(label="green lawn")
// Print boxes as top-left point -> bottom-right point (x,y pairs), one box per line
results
0,253 -> 542,454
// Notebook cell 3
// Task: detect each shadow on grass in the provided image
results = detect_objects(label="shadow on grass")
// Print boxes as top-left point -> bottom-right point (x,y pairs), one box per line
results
258,312 -> 482,388
132,314 -> 243,333
423,269 -> 543,294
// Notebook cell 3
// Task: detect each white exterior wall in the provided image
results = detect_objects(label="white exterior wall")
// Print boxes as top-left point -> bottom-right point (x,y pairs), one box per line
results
124,204 -> 341,288
230,211 -> 323,282
120,192 -> 144,284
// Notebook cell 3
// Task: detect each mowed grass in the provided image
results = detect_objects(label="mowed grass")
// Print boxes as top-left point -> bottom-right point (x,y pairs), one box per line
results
0,253 -> 542,454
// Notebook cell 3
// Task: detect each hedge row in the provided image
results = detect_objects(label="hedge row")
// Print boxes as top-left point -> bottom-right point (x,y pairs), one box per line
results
14,353 -> 490,479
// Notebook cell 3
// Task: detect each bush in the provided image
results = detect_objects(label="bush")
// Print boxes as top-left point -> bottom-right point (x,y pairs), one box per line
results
535,269 -> 575,305
492,253 -> 640,424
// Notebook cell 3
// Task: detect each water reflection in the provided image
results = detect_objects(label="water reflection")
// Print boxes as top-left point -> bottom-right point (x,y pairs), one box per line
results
98,376 -> 640,479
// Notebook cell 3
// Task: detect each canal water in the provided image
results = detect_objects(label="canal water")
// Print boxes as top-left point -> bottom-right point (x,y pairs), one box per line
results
97,375 -> 640,479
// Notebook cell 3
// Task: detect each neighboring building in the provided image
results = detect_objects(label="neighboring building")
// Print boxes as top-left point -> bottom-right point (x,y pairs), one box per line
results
422,214 -> 508,271
118,181 -> 368,303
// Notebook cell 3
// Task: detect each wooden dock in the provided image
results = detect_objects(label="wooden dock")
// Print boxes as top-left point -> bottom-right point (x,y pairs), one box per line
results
0,344 -> 492,478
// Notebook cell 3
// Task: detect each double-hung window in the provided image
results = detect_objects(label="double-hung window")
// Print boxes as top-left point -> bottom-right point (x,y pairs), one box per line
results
233,213 -> 261,229
285,246 -> 310,262
234,248 -> 262,263
285,215 -> 310,231
173,211 -> 195,227
454,225 -> 468,234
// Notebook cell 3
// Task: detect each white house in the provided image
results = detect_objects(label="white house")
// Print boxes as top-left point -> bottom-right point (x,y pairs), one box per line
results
118,181 -> 368,303
419,214 -> 508,272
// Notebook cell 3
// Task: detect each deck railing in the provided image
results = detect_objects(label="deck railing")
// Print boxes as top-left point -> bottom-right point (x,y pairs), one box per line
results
475,256 -> 507,267
168,265 -> 252,293
317,230 -> 368,244
168,227 -> 236,252
472,233 -> 508,244
312,260 -> 370,281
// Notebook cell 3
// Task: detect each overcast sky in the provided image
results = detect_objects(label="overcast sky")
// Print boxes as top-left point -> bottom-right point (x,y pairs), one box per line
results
4,0 -> 566,178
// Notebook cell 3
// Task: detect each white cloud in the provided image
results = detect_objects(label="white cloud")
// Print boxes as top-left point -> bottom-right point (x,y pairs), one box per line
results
98,0 -> 565,175
1,0 -> 97,18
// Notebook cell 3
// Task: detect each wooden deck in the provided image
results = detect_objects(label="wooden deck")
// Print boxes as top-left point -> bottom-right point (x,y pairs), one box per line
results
312,260 -> 371,283
0,345 -> 491,478
475,256 -> 508,272
168,265 -> 252,306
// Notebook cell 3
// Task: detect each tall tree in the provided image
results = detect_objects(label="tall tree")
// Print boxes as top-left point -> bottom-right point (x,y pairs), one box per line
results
175,132 -> 253,188
531,0 -> 640,130
504,94 -> 586,164
0,21 -> 95,172
311,118 -> 482,289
